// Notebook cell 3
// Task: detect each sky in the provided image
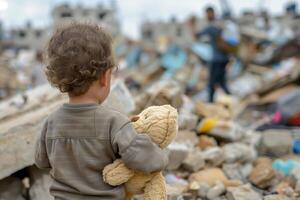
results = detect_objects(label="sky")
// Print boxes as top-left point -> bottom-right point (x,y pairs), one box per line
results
0,0 -> 299,38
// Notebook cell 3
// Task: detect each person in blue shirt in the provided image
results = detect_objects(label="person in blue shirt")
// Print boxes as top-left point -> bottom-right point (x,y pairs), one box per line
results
196,7 -> 231,102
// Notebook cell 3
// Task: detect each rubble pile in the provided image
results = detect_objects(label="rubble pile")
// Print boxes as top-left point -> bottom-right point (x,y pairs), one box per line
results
1,9 -> 300,200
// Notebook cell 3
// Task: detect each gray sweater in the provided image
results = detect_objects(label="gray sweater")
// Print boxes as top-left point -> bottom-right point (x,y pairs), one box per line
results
35,103 -> 168,200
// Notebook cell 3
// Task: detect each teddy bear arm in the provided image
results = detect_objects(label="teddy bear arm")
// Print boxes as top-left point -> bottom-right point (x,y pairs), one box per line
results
103,159 -> 135,186
143,172 -> 167,200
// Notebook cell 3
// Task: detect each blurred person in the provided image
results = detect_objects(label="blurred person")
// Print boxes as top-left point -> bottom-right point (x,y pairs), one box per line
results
193,6 -> 231,102
35,23 -> 167,200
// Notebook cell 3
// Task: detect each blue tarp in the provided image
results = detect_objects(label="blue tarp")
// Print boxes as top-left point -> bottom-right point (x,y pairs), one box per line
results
191,43 -> 213,62
161,45 -> 187,79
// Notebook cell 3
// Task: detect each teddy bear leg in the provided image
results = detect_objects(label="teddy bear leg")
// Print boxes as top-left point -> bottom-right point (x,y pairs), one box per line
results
103,159 -> 134,186
143,172 -> 166,200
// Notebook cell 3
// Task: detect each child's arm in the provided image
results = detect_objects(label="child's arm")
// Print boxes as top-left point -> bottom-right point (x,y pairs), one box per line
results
111,123 -> 168,173
35,119 -> 51,169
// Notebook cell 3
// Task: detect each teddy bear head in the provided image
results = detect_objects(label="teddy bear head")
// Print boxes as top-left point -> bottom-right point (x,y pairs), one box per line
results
132,105 -> 178,149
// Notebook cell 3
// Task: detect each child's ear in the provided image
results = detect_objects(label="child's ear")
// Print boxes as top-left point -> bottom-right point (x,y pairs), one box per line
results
99,69 -> 112,87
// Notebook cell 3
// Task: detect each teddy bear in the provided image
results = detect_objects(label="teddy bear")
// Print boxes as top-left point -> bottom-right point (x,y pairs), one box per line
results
102,105 -> 178,200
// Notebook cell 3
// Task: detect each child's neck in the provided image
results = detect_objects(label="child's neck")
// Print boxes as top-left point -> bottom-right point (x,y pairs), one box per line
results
69,94 -> 100,105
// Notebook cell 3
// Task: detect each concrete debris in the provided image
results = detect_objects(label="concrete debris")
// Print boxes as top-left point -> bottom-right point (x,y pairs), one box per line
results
222,163 -> 245,181
263,195 -> 290,200
178,112 -> 198,131
223,143 -> 257,163
208,124 -> 245,142
260,130 -> 293,157
295,180 -> 300,194
198,135 -> 217,150
226,184 -> 263,200
2,13 -> 300,199
182,149 -> 205,172
175,130 -> 199,147
249,157 -> 276,189
206,181 -> 226,200
166,143 -> 190,170
197,182 -> 210,198
239,163 -> 253,179
202,147 -> 225,167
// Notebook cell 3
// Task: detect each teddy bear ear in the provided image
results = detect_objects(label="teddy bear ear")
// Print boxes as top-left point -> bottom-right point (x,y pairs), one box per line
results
130,115 -> 140,122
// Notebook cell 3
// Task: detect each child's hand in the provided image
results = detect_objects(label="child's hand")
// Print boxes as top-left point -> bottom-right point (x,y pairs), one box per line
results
130,115 -> 140,122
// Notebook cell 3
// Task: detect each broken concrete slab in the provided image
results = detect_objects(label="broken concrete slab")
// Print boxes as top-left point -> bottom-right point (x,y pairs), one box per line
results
226,184 -> 263,200
166,142 -> 190,170
223,163 -> 244,181
249,157 -> 276,189
263,195 -> 290,200
206,181 -> 225,200
239,163 -> 253,179
208,124 -> 245,142
260,130 -> 293,157
202,147 -> 224,167
0,123 -> 42,180
175,130 -> 198,147
197,182 -> 210,199
178,112 -> 198,131
223,143 -> 257,163
182,149 -> 205,172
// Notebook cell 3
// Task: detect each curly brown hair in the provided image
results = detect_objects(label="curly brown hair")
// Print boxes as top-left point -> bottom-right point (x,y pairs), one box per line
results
45,23 -> 116,96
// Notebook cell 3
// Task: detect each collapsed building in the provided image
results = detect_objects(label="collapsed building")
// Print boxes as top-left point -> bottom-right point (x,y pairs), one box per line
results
10,2 -> 120,50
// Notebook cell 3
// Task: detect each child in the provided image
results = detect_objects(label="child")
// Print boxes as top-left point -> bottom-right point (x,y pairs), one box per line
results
35,23 -> 168,200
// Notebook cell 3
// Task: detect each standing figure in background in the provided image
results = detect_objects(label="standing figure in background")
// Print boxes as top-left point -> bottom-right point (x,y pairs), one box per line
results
194,7 -> 231,102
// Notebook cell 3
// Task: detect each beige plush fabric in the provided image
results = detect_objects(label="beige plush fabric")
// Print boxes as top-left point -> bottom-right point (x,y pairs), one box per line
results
103,105 -> 178,200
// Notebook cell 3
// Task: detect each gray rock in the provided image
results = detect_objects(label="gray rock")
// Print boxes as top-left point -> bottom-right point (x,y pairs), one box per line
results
29,166 -> 54,200
223,163 -> 244,181
226,184 -> 262,200
283,186 -> 297,198
214,196 -> 228,200
206,181 -> 226,200
260,130 -> 293,157
0,123 -> 42,180
239,163 -> 253,179
166,143 -> 189,170
0,176 -> 25,200
295,180 -> 300,194
202,147 -> 224,167
197,182 -> 210,198
208,124 -> 244,142
175,131 -> 199,147
263,195 -> 290,200
178,112 -> 198,131
223,143 -> 257,163
290,168 -> 300,181
182,150 -> 205,172
242,131 -> 262,148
